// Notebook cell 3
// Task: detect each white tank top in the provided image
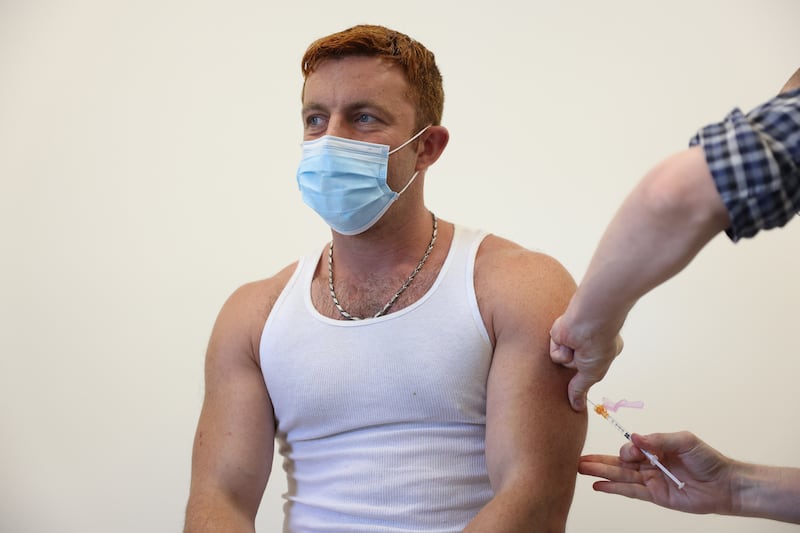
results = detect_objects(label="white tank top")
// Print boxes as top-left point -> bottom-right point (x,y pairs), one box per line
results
260,225 -> 493,532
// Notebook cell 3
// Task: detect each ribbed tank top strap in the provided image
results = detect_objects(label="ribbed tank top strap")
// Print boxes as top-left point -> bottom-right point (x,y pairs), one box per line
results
259,243 -> 324,366
435,224 -> 491,346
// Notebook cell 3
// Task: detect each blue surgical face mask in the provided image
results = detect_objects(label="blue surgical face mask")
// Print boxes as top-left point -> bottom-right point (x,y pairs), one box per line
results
296,126 -> 431,235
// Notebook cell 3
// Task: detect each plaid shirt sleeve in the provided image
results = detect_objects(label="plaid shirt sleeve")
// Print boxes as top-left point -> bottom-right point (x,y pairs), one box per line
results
689,87 -> 800,242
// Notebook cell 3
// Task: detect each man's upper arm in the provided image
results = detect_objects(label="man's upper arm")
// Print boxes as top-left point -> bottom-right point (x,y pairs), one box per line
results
480,241 -> 587,528
185,280 -> 281,531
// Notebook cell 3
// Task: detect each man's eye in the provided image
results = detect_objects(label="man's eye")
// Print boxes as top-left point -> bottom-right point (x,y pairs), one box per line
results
356,114 -> 375,123
306,116 -> 322,126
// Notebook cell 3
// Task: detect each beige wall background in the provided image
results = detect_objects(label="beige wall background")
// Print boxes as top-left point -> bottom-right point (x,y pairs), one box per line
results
2,1 -> 798,532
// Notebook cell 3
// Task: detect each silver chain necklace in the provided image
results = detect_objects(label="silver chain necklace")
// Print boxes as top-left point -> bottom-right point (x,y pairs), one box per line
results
328,212 -> 438,320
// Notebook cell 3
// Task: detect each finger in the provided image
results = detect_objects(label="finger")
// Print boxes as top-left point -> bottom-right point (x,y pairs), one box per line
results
579,454 -> 624,468
567,373 -> 590,411
632,431 -> 694,456
592,480 -> 654,504
619,441 -> 648,462
549,340 -> 575,366
579,457 -> 644,484
548,316 -> 574,365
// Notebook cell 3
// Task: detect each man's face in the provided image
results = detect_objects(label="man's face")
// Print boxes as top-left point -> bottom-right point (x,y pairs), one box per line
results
301,56 -> 420,191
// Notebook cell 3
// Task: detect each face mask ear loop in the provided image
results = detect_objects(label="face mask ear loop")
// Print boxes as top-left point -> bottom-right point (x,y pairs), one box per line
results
397,171 -> 420,196
390,125 -> 432,195
388,124 -> 432,155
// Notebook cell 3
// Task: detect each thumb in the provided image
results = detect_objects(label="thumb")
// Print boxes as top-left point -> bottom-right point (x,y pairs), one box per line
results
567,373 -> 589,411
632,431 -> 694,456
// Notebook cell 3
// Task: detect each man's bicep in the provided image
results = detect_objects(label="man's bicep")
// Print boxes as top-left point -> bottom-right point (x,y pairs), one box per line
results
194,353 -> 274,502
485,336 -> 586,491
483,254 -> 586,497
187,289 -> 276,525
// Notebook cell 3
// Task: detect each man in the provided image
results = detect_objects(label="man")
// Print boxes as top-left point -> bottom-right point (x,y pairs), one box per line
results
185,25 -> 586,532
549,69 -> 800,524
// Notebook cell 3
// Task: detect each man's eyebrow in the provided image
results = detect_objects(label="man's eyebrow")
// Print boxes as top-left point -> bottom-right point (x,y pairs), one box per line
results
346,100 -> 391,114
301,100 -> 393,115
301,102 -> 326,114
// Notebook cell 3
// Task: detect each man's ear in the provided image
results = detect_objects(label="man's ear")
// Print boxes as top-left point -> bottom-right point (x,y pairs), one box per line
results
415,125 -> 449,171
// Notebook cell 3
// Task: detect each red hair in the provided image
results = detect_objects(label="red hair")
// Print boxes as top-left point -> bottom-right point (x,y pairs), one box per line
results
301,25 -> 444,129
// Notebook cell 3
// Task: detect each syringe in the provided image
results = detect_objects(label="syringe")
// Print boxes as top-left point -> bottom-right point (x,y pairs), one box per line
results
587,398 -> 685,489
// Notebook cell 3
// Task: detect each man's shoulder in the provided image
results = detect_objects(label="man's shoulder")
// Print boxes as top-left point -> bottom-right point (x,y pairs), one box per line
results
475,233 -> 571,280
245,261 -> 299,295
473,233 -> 575,317
221,262 -> 300,326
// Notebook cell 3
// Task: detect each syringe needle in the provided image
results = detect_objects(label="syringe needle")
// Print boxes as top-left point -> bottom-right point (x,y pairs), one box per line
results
587,399 -> 685,490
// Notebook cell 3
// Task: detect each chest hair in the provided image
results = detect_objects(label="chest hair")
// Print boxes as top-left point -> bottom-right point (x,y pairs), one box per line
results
311,265 -> 441,320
